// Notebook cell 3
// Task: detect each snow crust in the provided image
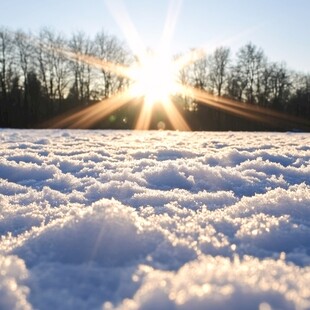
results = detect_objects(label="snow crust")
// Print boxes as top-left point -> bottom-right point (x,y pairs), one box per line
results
0,129 -> 309,309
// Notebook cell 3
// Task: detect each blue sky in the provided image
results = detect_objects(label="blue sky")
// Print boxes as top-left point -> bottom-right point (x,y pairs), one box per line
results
1,0 -> 309,72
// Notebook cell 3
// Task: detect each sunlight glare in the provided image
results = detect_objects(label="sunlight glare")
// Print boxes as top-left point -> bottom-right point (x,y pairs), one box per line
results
130,51 -> 180,107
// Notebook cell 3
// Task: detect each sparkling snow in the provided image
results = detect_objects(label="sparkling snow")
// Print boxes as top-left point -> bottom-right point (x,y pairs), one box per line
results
0,129 -> 309,310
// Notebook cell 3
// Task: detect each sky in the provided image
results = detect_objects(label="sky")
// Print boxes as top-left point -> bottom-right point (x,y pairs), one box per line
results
0,0 -> 309,72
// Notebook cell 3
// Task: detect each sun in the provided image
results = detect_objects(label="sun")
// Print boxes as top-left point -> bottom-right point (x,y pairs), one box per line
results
129,51 -> 180,107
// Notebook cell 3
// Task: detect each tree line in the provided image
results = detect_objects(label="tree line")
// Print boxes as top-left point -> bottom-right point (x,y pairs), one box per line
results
0,27 -> 309,130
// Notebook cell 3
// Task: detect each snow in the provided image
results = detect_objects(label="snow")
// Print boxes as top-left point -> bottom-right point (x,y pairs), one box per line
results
0,129 -> 309,310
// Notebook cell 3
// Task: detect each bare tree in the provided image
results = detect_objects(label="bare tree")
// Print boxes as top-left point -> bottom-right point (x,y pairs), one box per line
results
37,29 -> 52,99
189,50 -> 210,90
36,29 -> 70,113
231,43 -> 266,103
208,46 -> 230,96
0,28 -> 15,100
14,30 -> 35,124
0,28 -> 15,124
269,62 -> 291,110
256,62 -> 274,107
175,53 -> 197,111
289,73 -> 310,117
94,31 -> 128,99
68,32 -> 94,104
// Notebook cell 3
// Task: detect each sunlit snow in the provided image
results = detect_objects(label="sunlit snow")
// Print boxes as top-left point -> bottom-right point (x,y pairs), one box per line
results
0,129 -> 310,310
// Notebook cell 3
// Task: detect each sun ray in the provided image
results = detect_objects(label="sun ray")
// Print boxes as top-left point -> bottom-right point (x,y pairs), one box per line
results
134,99 -> 154,130
160,0 -> 183,54
184,86 -> 310,130
45,89 -> 135,128
104,0 -> 146,60
161,98 -> 191,131
53,48 -> 131,79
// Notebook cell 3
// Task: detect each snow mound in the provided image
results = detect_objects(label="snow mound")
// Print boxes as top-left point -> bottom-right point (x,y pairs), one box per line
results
107,255 -> 310,310
14,200 -> 161,267
0,255 -> 31,310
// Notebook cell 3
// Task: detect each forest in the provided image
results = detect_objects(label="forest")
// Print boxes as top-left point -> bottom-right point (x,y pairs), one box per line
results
0,27 -> 309,131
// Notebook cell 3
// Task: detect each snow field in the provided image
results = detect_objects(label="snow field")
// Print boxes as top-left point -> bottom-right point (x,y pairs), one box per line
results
0,129 -> 309,309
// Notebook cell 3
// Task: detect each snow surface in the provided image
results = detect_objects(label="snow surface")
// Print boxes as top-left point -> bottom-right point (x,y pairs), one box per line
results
0,129 -> 310,310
